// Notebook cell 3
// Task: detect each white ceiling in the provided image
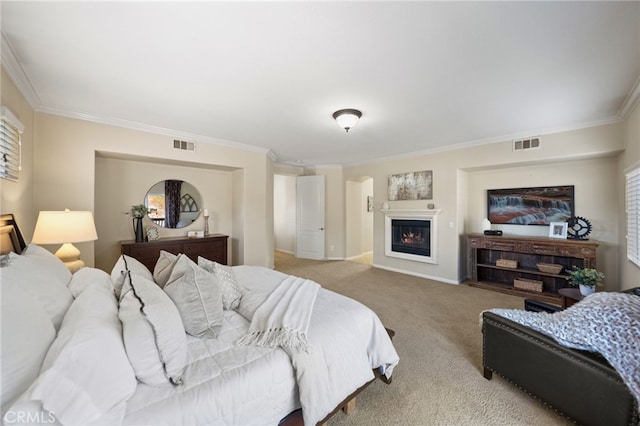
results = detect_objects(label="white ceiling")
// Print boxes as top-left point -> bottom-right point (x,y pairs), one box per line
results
2,1 -> 639,167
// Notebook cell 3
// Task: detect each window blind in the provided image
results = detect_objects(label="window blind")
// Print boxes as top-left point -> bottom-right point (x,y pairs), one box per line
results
0,107 -> 24,182
627,167 -> 640,266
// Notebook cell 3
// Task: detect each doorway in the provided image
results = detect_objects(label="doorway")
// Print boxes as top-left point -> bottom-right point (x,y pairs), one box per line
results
346,177 -> 374,265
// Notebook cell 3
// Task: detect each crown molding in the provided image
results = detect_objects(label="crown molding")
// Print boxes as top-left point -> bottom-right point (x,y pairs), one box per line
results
36,105 -> 273,156
617,74 -> 640,120
345,115 -> 623,168
1,32 -> 41,109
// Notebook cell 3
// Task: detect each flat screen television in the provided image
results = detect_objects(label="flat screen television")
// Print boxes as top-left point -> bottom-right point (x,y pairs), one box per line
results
487,185 -> 574,226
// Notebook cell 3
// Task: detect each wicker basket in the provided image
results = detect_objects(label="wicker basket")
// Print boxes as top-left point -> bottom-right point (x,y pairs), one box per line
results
496,259 -> 518,269
536,263 -> 563,274
514,278 -> 543,293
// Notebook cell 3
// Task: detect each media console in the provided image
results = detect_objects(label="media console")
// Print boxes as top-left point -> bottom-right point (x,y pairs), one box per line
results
466,233 -> 599,304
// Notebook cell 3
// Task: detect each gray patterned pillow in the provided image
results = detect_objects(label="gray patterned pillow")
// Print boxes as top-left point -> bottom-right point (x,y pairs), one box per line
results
198,257 -> 241,310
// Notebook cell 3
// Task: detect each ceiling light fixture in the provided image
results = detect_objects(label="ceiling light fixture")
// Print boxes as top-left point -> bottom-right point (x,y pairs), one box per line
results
332,109 -> 362,133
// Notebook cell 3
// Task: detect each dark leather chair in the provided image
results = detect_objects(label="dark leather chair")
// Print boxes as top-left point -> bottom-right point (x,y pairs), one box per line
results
482,306 -> 639,425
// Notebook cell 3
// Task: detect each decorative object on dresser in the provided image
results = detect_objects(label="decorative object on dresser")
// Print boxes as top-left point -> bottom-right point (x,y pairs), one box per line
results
121,234 -> 228,272
548,221 -> 568,239
31,209 -> 98,272
203,208 -> 209,235
467,233 -> 599,305
131,204 -> 148,243
145,226 -> 160,241
567,215 -> 593,240
564,266 -> 605,296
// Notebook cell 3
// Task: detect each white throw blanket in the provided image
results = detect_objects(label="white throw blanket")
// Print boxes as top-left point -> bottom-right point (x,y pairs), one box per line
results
488,292 -> 640,406
237,275 -> 320,353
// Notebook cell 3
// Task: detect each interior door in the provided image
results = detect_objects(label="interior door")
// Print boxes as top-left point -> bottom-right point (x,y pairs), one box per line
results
296,175 -> 325,260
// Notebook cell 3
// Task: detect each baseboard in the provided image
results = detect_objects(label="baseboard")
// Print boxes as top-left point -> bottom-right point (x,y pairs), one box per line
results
372,263 -> 461,285
346,251 -> 373,261
275,249 -> 295,255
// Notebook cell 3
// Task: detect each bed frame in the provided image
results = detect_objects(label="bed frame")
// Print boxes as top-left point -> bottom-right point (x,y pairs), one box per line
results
0,213 -> 27,254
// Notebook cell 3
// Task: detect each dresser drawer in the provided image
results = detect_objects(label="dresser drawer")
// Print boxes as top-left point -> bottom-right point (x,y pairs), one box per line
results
121,234 -> 229,270
125,243 -> 182,260
183,238 -> 227,263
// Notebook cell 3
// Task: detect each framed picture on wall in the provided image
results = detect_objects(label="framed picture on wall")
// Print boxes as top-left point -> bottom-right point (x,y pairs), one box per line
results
367,196 -> 374,212
487,185 -> 574,226
388,170 -> 433,200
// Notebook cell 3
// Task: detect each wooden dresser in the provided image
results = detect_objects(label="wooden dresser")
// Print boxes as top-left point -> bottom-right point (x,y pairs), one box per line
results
120,234 -> 228,272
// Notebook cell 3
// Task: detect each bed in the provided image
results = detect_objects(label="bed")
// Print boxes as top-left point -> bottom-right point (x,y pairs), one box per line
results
0,214 -> 399,426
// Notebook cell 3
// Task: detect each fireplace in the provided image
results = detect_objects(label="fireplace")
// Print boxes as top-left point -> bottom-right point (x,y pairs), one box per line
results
383,209 -> 439,264
391,219 -> 430,257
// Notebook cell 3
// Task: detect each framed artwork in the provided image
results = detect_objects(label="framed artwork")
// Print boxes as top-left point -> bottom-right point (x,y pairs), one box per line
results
388,170 -> 433,201
487,185 -> 574,226
367,196 -> 374,212
549,222 -> 568,239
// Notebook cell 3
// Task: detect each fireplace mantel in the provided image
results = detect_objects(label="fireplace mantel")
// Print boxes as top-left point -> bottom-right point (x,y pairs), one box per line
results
382,209 -> 440,264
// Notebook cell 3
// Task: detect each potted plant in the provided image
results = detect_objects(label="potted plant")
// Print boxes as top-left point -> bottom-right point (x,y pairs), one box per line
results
131,204 -> 148,242
565,266 -> 605,296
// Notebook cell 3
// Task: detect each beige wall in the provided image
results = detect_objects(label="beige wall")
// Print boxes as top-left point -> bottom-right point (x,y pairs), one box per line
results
94,156 -> 233,270
343,123 -> 625,285
620,101 -> 640,289
32,112 -> 273,270
1,68 -> 35,238
3,63 -> 637,287
274,174 -> 296,253
466,157 -> 620,290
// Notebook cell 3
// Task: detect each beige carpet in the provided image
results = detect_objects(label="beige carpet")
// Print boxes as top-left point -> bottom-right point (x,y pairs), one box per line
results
274,251 -> 571,426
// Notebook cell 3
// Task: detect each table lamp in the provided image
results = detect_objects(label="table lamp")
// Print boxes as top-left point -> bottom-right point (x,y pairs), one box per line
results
32,209 -> 98,272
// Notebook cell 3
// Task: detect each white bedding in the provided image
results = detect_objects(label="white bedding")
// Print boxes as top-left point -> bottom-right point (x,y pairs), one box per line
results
3,255 -> 398,426
122,265 -> 399,426
123,310 -> 299,426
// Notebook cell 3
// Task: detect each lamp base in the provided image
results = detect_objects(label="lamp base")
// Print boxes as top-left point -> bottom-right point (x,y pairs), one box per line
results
55,242 -> 85,273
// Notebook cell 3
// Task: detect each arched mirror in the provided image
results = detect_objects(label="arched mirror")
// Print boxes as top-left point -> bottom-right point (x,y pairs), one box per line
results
144,180 -> 202,228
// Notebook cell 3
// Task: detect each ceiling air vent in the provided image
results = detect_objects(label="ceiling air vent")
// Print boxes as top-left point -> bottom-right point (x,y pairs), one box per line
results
173,139 -> 196,152
513,137 -> 541,151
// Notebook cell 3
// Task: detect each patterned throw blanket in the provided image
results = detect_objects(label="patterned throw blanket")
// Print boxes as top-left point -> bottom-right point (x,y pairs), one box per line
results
489,292 -> 640,405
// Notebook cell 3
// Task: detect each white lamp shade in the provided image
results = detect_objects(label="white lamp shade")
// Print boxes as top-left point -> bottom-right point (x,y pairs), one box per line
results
32,210 -> 98,244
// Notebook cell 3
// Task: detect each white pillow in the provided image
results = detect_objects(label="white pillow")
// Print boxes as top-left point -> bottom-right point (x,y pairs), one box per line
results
153,250 -> 178,288
198,257 -> 242,310
0,281 -> 56,412
164,254 -> 224,338
23,243 -> 72,286
68,267 -> 115,298
110,254 -> 153,298
119,272 -> 188,386
4,249 -> 73,329
8,283 -> 136,425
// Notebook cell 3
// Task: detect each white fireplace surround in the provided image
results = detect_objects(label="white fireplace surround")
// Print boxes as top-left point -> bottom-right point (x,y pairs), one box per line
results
382,209 -> 441,264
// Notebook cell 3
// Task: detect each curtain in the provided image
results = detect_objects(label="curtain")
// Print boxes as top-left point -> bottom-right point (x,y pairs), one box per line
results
165,180 -> 183,228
